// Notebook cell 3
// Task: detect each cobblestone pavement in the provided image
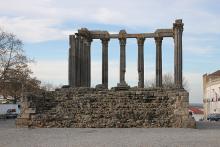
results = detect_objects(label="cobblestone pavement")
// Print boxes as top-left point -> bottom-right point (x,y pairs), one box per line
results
0,119 -> 220,147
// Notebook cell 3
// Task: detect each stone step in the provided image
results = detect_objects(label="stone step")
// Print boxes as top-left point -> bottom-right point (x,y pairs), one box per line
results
25,108 -> 36,114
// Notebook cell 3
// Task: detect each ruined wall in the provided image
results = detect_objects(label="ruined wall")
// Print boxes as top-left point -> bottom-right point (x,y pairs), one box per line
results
16,88 -> 195,128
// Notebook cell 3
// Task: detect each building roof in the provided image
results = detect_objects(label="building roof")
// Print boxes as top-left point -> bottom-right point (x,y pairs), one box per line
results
189,107 -> 204,115
208,70 -> 220,77
203,70 -> 220,84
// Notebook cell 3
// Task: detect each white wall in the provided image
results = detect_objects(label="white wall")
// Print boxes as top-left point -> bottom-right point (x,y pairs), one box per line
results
204,78 -> 220,118
193,114 -> 204,121
0,104 -> 20,114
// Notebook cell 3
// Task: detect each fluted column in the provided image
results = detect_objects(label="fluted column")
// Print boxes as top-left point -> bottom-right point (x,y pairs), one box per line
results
137,37 -> 145,88
68,35 -> 73,86
119,38 -> 126,83
117,30 -> 127,86
173,19 -> 184,88
75,35 -> 81,87
79,36 -> 85,87
83,39 -> 88,87
68,35 -> 77,87
87,38 -> 92,87
101,38 -> 110,88
155,37 -> 163,87
83,38 -> 92,87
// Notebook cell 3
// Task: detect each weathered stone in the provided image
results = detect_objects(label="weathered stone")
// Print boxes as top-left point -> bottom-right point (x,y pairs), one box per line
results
137,37 -> 145,88
155,37 -> 163,87
16,88 -> 195,128
24,108 -> 36,114
69,19 -> 183,89
173,19 -> 184,88
118,30 -> 127,86
21,19 -> 191,128
101,37 -> 109,89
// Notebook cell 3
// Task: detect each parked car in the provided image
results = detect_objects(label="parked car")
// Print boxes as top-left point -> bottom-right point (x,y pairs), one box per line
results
5,109 -> 18,119
207,113 -> 220,121
0,104 -> 20,119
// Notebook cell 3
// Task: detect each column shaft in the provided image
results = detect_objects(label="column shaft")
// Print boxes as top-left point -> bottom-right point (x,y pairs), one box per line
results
76,36 -> 81,87
68,35 -> 77,87
83,39 -> 88,87
79,36 -> 84,87
119,38 -> 126,84
173,19 -> 184,88
68,35 -> 73,86
101,38 -> 109,88
137,37 -> 145,88
155,37 -> 163,87
87,40 -> 92,87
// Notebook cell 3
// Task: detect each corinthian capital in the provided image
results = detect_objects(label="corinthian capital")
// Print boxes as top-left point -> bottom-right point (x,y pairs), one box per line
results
154,37 -> 163,45
101,38 -> 110,45
173,19 -> 184,32
119,38 -> 126,46
119,30 -> 127,45
137,37 -> 145,45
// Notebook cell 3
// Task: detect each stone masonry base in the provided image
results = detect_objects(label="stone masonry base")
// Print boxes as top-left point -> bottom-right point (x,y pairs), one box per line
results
16,88 -> 195,128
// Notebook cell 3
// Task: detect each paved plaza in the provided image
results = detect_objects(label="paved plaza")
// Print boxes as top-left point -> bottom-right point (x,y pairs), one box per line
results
0,119 -> 220,147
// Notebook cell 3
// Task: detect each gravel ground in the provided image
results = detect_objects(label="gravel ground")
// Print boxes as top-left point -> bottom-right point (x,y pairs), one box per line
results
0,119 -> 220,147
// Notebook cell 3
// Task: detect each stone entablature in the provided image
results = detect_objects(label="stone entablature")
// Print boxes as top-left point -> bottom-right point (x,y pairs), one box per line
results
69,19 -> 184,89
16,88 -> 195,128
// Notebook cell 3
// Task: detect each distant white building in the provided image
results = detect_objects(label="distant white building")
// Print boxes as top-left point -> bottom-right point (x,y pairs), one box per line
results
189,107 -> 204,121
203,70 -> 220,119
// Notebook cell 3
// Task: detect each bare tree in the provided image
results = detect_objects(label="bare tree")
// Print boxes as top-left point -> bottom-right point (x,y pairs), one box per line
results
0,28 -> 41,99
145,73 -> 189,90
41,82 -> 59,91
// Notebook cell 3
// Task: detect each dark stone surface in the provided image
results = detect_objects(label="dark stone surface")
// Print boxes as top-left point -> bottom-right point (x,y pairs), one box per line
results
16,88 -> 194,128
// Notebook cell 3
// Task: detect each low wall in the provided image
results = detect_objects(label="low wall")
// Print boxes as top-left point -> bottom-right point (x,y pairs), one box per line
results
16,88 -> 195,128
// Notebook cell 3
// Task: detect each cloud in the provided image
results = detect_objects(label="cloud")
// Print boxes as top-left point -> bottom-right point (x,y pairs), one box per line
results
0,16 -> 75,43
1,0 -> 220,43
29,59 -> 202,102
1,0 -> 218,103
29,60 -> 68,84
184,46 -> 217,55
184,72 -> 203,103
29,59 -> 139,87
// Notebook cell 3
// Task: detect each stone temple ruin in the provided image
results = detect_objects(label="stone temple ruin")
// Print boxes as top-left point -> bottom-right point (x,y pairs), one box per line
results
16,19 -> 195,128
68,20 -> 184,89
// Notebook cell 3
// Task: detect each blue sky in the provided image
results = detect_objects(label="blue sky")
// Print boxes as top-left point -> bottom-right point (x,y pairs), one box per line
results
0,0 -> 220,103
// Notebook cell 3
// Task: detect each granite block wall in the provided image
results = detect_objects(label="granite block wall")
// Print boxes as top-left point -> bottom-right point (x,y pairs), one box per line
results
16,88 -> 195,128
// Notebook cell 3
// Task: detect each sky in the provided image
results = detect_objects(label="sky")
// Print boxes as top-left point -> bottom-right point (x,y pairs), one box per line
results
0,0 -> 220,103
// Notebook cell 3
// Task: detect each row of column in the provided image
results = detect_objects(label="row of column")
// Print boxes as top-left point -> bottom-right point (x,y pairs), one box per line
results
69,36 -> 166,89
68,35 -> 92,87
118,36 -> 163,88
116,20 -> 183,88
69,20 -> 183,89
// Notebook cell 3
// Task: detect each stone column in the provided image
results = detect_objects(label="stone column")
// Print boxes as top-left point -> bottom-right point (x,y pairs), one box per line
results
68,35 -> 77,87
68,35 -> 73,86
87,38 -> 92,87
119,38 -> 126,84
137,37 -> 145,88
117,30 -> 128,87
173,19 -> 184,88
83,39 -> 88,87
76,35 -> 81,87
79,36 -> 85,87
155,37 -> 163,87
101,38 -> 110,89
